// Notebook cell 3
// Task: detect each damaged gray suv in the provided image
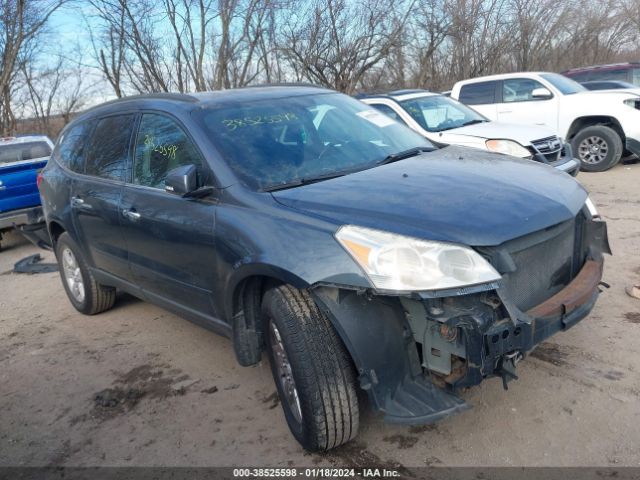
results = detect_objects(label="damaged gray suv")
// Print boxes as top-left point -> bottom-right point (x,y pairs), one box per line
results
39,86 -> 610,452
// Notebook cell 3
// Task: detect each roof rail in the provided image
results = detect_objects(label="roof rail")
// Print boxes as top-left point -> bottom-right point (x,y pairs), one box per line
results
241,82 -> 328,89
85,92 -> 200,112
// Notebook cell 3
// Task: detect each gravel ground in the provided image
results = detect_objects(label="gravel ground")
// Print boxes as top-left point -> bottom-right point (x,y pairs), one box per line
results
1,162 -> 639,468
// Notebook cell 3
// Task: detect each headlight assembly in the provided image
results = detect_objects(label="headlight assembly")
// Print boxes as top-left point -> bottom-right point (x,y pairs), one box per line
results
485,139 -> 531,158
335,225 -> 501,292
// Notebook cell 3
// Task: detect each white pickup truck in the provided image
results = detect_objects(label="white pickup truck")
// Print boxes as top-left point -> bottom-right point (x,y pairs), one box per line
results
358,89 -> 579,176
451,72 -> 640,171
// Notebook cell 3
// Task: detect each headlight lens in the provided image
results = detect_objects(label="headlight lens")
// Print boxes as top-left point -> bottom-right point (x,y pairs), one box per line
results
335,225 -> 501,292
585,197 -> 599,217
485,139 -> 531,158
623,98 -> 640,110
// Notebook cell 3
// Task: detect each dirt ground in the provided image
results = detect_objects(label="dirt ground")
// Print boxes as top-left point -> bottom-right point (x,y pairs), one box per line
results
1,162 -> 639,468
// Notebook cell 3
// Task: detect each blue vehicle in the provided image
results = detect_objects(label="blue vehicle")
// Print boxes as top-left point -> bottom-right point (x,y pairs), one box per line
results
0,135 -> 53,250
39,87 -> 609,451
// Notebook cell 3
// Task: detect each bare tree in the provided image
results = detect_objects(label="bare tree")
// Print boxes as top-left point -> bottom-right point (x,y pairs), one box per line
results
0,0 -> 65,135
279,0 -> 412,93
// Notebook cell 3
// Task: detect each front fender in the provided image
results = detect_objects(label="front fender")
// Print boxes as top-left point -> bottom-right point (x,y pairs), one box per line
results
311,286 -> 469,423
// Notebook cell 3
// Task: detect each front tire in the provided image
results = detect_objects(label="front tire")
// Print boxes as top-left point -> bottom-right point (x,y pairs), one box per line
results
571,125 -> 623,172
262,285 -> 359,451
55,232 -> 116,315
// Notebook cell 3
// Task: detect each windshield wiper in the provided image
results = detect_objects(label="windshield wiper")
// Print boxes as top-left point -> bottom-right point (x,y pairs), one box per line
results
376,146 -> 432,166
460,119 -> 486,127
260,171 -> 348,192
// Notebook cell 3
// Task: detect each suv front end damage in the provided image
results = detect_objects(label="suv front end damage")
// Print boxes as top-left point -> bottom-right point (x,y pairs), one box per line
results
312,210 -> 609,425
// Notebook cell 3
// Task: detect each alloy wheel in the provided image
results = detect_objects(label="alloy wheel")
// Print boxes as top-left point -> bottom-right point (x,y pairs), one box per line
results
62,247 -> 85,303
269,320 -> 303,423
578,136 -> 609,164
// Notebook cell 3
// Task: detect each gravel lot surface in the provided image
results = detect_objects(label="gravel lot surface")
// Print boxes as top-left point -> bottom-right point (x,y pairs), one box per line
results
1,163 -> 639,467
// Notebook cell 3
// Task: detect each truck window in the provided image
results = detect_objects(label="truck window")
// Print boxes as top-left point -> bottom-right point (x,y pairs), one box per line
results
503,78 -> 549,103
0,141 -> 51,164
458,81 -> 496,105
84,115 -> 135,181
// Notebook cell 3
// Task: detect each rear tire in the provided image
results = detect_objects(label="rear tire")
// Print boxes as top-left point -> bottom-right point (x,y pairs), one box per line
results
55,232 -> 116,315
571,125 -> 623,172
262,285 -> 359,452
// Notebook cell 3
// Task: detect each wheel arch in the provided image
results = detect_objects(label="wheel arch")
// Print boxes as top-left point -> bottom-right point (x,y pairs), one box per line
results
48,220 -> 66,247
567,116 -> 625,144
227,264 -> 309,366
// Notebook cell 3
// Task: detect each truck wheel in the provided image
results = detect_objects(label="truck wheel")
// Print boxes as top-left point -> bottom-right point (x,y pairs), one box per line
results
262,285 -> 359,451
55,232 -> 116,315
571,125 -> 623,172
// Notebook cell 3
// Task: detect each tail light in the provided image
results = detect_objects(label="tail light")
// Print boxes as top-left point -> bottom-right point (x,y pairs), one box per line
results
37,171 -> 44,189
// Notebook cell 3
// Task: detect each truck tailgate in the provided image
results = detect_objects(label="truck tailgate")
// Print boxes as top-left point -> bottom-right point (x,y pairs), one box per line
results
0,160 -> 47,213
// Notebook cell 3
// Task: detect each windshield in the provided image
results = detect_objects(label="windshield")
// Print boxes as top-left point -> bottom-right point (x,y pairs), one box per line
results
0,141 -> 51,165
540,73 -> 586,95
399,95 -> 487,132
196,93 -> 434,190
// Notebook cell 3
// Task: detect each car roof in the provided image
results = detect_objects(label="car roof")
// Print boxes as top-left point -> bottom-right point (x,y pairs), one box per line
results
83,84 -> 332,113
357,89 -> 438,102
563,62 -> 640,74
0,135 -> 52,145
454,72 -> 552,86
582,80 -> 635,87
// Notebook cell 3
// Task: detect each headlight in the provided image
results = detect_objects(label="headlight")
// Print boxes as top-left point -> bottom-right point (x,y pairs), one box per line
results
335,225 -> 501,292
485,139 -> 531,158
585,197 -> 599,217
623,98 -> 640,110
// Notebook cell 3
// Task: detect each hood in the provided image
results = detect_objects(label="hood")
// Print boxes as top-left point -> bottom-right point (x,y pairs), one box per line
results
572,90 -> 640,101
437,121 -> 557,146
272,146 -> 587,246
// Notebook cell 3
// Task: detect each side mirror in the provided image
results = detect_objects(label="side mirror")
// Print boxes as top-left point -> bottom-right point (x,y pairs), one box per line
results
165,164 -> 198,196
531,87 -> 552,100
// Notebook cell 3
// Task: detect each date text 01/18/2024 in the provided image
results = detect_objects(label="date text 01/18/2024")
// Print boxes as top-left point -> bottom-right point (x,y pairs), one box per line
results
233,468 -> 401,478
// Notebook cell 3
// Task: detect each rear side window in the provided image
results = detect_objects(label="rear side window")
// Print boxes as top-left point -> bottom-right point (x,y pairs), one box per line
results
588,69 -> 629,82
54,122 -> 93,172
133,113 -> 203,189
565,71 -> 590,82
0,141 -> 51,164
85,115 -> 135,181
458,81 -> 496,105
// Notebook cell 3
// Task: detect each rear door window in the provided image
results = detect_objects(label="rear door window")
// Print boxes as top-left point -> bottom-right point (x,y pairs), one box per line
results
458,81 -> 497,105
133,113 -> 203,189
84,114 -> 135,181
0,141 -> 51,164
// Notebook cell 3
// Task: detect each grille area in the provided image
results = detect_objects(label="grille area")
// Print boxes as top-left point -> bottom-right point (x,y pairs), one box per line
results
530,135 -> 563,163
499,218 -> 579,312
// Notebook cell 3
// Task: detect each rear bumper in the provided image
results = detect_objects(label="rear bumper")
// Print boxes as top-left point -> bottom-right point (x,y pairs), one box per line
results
0,206 -> 43,230
0,206 -> 51,248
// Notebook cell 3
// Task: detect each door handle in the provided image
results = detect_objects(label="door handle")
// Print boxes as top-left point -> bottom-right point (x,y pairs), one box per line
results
122,209 -> 141,221
71,196 -> 91,209
497,110 -> 512,114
